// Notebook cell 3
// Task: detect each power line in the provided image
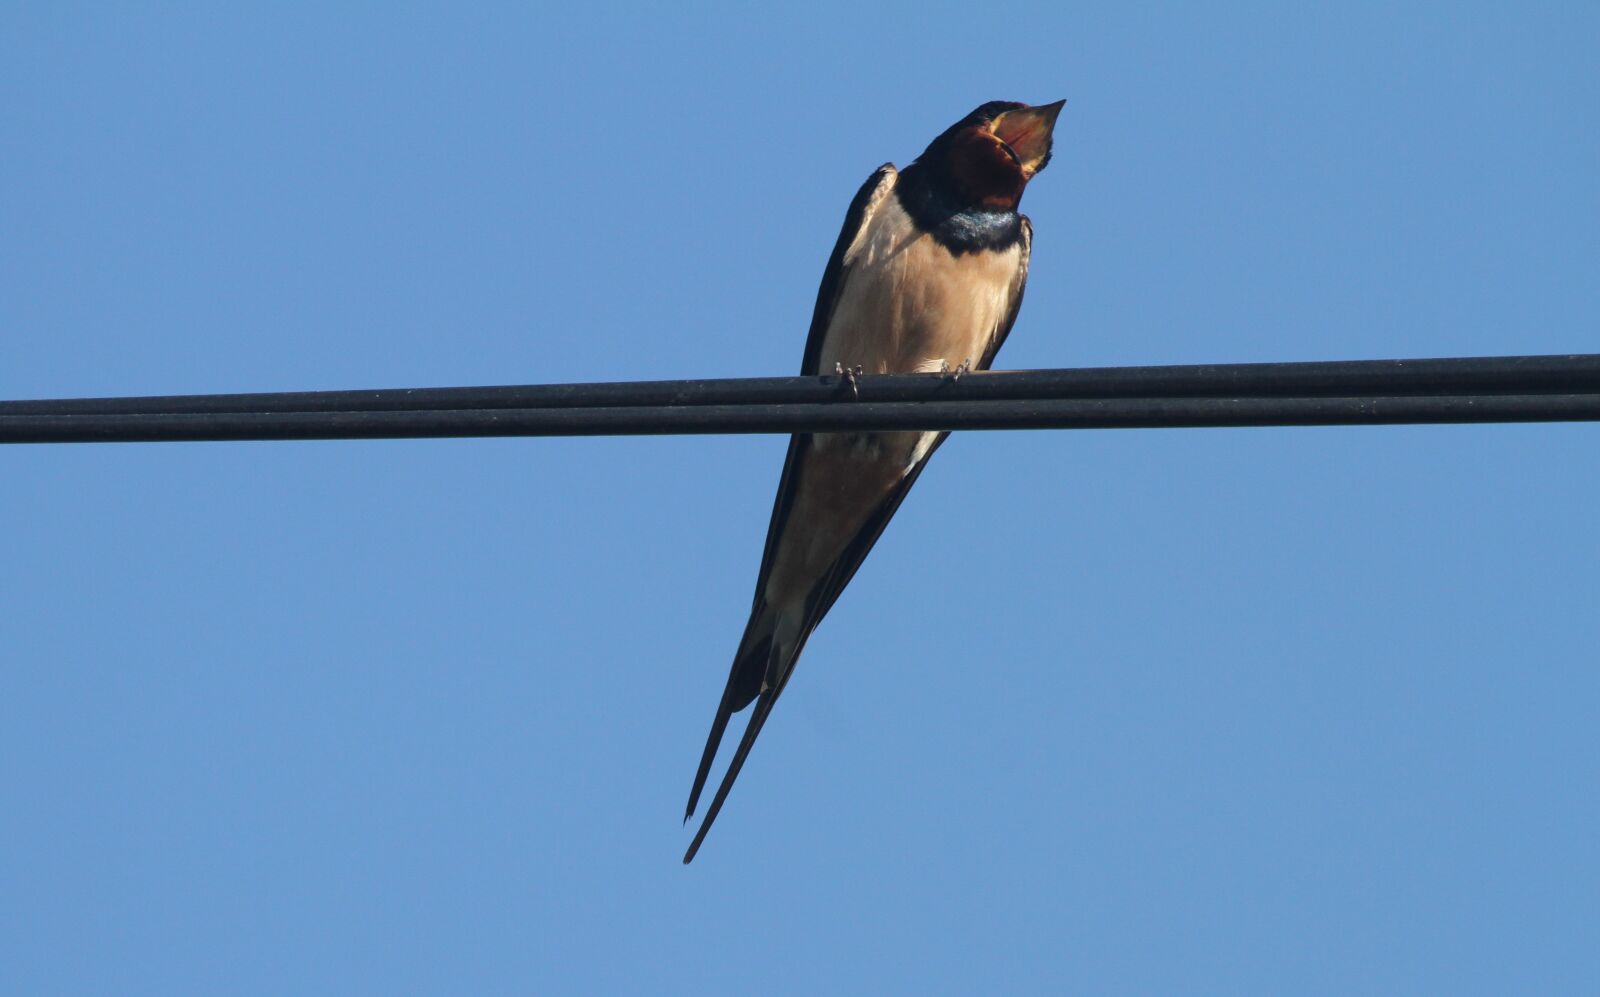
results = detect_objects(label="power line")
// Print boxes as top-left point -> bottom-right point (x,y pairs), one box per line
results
3,353 -> 1598,444
6,353 -> 1598,414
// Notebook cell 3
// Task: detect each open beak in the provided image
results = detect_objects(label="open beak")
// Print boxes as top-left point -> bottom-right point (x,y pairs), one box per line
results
992,100 -> 1066,177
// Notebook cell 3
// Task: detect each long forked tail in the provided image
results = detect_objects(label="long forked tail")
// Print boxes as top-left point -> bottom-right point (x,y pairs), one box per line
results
683,686 -> 782,864
684,604 -> 774,823
683,604 -> 803,863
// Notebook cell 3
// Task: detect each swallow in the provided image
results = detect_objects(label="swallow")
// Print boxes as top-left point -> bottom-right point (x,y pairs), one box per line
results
683,100 -> 1065,863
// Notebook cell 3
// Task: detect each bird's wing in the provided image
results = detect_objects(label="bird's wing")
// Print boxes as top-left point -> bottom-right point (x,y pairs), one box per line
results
757,163 -> 900,588
799,163 -> 900,377
682,165 -> 897,847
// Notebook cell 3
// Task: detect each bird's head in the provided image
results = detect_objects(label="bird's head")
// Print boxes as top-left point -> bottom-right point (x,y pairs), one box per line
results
915,100 -> 1065,211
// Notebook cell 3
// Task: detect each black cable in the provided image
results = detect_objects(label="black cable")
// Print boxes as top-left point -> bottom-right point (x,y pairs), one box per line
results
4,353 -> 1598,418
3,355 -> 1598,444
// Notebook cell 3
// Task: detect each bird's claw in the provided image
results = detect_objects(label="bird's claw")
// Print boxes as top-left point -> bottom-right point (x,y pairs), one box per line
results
834,361 -> 863,400
946,358 -> 972,382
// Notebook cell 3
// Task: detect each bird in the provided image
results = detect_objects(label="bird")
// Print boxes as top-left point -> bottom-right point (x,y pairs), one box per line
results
683,100 -> 1065,863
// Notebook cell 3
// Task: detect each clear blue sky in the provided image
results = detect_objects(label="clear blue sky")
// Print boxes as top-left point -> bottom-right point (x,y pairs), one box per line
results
3,4 -> 1597,994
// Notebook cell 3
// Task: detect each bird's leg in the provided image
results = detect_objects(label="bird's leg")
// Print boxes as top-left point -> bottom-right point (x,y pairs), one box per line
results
946,357 -> 972,382
834,361 -> 863,400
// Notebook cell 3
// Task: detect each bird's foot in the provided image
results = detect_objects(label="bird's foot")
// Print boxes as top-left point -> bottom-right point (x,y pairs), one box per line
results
945,357 -> 972,382
834,362 -> 863,400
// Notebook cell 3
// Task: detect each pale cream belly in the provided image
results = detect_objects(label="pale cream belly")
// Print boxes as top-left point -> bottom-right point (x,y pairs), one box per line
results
816,213 -> 1018,379
761,431 -> 921,609
760,193 -> 1022,611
